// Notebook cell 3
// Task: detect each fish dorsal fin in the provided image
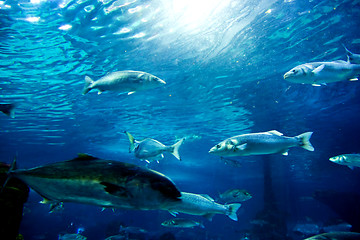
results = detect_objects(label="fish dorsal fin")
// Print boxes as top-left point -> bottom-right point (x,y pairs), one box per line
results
268,130 -> 283,136
200,194 -> 214,201
69,153 -> 99,162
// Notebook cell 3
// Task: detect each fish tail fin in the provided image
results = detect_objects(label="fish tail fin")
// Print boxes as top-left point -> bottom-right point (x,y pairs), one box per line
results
124,131 -> 136,152
82,76 -> 94,95
0,154 -> 17,194
226,203 -> 241,221
342,44 -> 353,63
170,138 -> 185,161
297,132 -> 314,151
1,103 -> 16,118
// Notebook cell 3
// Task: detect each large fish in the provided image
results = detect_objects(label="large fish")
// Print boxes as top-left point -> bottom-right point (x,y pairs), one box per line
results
304,232 -> 360,240
329,154 -> 360,170
283,60 -> 360,85
125,131 -> 185,163
166,192 -> 241,221
0,103 -> 15,118
5,154 -> 181,210
82,70 -> 166,95
209,130 -> 314,157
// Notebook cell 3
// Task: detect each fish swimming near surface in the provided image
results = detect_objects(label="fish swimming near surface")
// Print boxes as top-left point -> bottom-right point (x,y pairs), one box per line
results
3,154 -> 181,211
283,60 -> 360,85
0,103 -> 15,118
343,45 -> 360,64
82,70 -> 166,95
166,192 -> 241,221
161,218 -> 204,228
218,189 -> 252,203
125,131 -> 185,163
209,130 -> 314,157
329,154 -> 360,170
303,231 -> 360,240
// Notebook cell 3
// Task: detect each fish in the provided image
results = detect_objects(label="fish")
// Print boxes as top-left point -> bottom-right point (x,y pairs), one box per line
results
303,232 -> 360,240
104,235 -> 127,240
166,192 -> 241,221
218,189 -> 252,203
82,70 -> 166,95
0,103 -> 15,118
329,154 -> 360,170
161,218 -> 204,228
209,130 -> 314,157
125,131 -> 185,163
4,154 -> 181,211
323,222 -> 352,233
343,45 -> 360,64
283,60 -> 360,85
58,233 -> 87,240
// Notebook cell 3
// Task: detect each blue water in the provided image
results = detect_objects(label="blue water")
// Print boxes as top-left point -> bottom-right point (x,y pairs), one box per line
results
1,0 -> 360,239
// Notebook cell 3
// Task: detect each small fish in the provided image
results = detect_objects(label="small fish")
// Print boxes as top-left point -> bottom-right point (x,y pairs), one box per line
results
166,192 -> 241,221
304,232 -> 360,240
119,226 -> 147,234
343,45 -> 360,64
219,189 -> 252,203
161,218 -> 204,228
329,154 -> 360,170
125,131 -> 185,163
4,154 -> 181,211
0,103 -> 15,118
82,70 -> 166,95
283,60 -> 360,85
58,233 -> 87,240
209,130 -> 314,157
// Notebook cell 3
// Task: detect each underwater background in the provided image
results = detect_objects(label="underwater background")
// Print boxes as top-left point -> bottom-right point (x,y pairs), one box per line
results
1,0 -> 360,239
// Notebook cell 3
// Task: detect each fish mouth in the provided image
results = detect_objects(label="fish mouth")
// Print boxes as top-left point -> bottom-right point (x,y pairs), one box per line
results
283,72 -> 290,79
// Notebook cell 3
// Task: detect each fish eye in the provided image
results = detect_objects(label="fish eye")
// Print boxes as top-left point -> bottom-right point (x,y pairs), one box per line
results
292,69 -> 296,73
216,144 -> 221,149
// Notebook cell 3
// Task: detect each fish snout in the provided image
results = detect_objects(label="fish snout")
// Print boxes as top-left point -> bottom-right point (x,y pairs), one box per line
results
283,72 -> 290,79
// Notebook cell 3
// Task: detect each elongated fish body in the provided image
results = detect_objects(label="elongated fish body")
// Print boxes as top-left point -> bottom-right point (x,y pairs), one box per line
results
344,45 -> 360,64
283,61 -> 360,85
304,232 -> 360,240
161,218 -> 204,228
209,130 -> 314,157
82,71 -> 166,95
9,154 -> 181,210
329,154 -> 360,170
166,192 -> 241,221
219,189 -> 252,203
0,103 -> 15,118
125,131 -> 185,163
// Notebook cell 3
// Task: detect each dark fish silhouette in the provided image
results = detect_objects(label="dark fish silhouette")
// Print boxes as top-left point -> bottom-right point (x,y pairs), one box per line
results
5,154 -> 181,210
0,103 -> 15,118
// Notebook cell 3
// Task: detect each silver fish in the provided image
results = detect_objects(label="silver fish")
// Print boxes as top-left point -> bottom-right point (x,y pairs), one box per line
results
125,131 -> 185,163
219,189 -> 252,203
161,218 -> 204,228
344,45 -> 360,64
5,154 -> 181,211
283,60 -> 360,85
166,192 -> 241,221
304,232 -> 360,240
329,154 -> 360,170
82,70 -> 166,95
58,234 -> 87,240
209,130 -> 314,157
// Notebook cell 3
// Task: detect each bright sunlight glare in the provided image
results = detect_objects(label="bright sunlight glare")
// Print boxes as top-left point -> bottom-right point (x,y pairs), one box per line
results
170,0 -> 230,30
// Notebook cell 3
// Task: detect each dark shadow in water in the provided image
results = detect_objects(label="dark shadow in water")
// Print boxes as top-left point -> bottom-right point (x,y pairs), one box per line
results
313,190 -> 360,232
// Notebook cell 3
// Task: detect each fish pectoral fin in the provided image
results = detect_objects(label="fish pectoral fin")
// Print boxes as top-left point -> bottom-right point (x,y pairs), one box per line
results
200,194 -> 215,202
203,213 -> 215,221
97,90 -> 103,95
312,64 -> 325,75
169,211 -> 178,217
128,91 -> 136,95
236,143 -> 247,151
100,182 -> 132,198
